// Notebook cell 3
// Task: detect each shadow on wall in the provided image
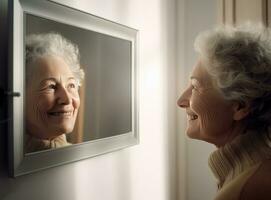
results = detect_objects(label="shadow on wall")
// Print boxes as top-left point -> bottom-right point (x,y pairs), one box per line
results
0,0 -> 10,183
0,0 -> 20,198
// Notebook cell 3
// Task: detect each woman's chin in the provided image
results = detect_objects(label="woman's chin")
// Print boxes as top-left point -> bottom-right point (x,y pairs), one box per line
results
186,126 -> 200,138
186,131 -> 198,139
44,125 -> 75,139
56,125 -> 74,135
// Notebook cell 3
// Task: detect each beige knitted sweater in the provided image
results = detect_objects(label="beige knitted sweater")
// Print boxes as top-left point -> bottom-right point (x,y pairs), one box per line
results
209,131 -> 271,200
25,134 -> 72,153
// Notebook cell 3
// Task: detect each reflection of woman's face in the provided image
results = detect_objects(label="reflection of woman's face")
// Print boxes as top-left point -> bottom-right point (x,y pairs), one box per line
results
26,55 -> 80,140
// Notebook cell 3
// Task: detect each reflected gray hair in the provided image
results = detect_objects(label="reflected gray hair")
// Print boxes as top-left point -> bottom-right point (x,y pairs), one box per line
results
26,33 -> 84,85
194,23 -> 271,131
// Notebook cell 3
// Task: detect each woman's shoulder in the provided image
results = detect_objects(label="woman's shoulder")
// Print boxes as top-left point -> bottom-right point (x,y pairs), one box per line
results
240,159 -> 271,200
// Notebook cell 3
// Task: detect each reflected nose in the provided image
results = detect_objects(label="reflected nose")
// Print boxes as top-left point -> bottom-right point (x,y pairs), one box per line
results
177,88 -> 191,108
57,86 -> 72,105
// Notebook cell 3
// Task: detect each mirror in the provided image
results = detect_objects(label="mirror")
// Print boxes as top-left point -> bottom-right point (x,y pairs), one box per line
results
25,14 -> 132,153
9,0 -> 138,176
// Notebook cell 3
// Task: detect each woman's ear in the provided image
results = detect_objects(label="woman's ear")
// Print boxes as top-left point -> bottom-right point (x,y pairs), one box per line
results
232,101 -> 250,121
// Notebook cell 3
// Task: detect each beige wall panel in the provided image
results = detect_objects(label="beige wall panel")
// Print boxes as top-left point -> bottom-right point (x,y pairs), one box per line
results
225,0 -> 235,25
268,0 -> 271,26
217,0 -> 225,24
235,0 -> 266,25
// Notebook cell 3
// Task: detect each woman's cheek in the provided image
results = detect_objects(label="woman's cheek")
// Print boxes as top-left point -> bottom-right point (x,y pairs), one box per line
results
190,92 -> 209,114
192,98 -> 214,124
72,95 -> 80,110
37,93 -> 55,110
191,93 -> 220,128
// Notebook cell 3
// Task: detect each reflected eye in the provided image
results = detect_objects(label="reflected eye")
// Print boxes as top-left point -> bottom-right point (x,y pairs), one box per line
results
47,84 -> 57,90
67,83 -> 78,90
71,83 -> 75,88
68,83 -> 75,88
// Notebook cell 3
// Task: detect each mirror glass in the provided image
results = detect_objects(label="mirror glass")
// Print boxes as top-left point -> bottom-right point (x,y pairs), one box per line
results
24,14 -> 132,153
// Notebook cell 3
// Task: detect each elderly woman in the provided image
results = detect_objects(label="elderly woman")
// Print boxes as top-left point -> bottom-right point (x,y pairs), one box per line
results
178,24 -> 271,200
25,33 -> 84,153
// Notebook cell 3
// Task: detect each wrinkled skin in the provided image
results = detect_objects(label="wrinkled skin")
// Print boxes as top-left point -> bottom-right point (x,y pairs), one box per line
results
26,55 -> 80,140
177,59 -> 245,147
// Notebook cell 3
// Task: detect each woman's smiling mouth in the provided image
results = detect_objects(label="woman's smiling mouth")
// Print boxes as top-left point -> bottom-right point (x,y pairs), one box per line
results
187,114 -> 198,121
186,110 -> 198,121
48,111 -> 73,117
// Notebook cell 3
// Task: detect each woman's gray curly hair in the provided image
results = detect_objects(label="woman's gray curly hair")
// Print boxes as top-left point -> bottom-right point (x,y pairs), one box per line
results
194,23 -> 271,131
26,33 -> 84,85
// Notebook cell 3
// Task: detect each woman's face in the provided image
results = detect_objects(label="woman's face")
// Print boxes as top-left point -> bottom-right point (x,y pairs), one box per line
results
26,55 -> 80,140
177,60 -> 237,146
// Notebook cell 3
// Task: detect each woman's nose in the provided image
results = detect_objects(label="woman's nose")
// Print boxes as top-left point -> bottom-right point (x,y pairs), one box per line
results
177,88 -> 190,108
57,86 -> 72,105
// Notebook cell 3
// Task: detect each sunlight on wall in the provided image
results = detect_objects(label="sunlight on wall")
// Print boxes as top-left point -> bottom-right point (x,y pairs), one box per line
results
63,0 -> 177,199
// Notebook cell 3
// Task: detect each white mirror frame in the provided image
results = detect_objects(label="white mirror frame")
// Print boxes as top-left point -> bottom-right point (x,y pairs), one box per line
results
9,0 -> 139,177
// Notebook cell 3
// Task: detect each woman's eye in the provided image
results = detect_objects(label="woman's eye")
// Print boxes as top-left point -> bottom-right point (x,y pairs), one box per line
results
68,83 -> 77,89
47,84 -> 57,90
69,83 -> 75,88
191,79 -> 200,91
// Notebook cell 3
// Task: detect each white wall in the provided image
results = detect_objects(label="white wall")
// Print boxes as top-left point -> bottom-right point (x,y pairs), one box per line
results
0,0 -> 177,200
176,0 -> 218,200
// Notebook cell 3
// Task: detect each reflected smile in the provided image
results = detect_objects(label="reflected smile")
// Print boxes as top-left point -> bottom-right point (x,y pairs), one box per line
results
48,111 -> 73,117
